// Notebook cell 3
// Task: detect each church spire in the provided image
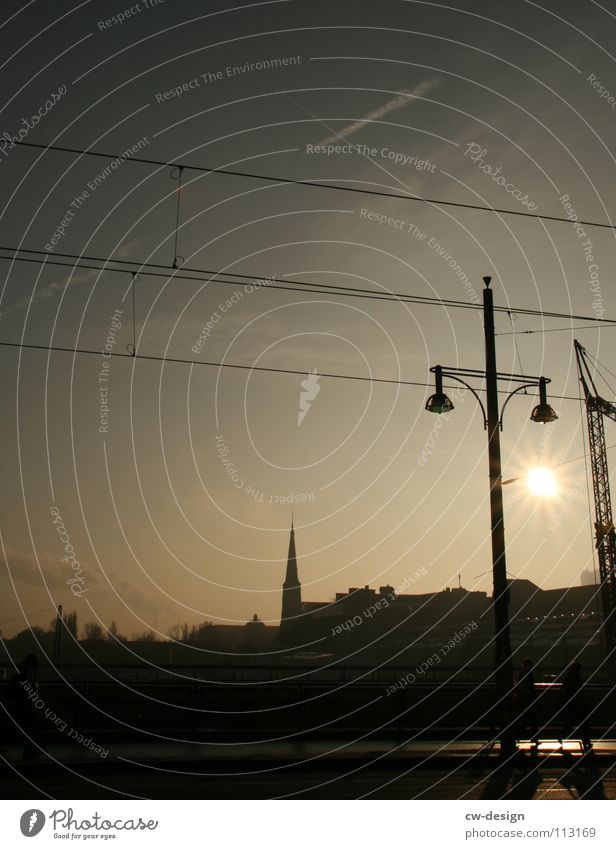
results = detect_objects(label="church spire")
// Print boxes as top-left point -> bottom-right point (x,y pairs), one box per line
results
285,517 -> 298,586
280,517 -> 302,644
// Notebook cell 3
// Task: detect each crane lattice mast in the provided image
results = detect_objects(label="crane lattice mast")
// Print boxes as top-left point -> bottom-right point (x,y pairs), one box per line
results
574,340 -> 616,672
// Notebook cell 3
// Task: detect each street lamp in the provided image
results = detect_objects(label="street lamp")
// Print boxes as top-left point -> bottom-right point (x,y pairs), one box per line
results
530,378 -> 559,424
425,365 -> 455,414
426,276 -> 558,756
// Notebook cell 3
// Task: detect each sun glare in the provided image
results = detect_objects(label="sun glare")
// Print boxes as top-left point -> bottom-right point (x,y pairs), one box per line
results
526,467 -> 558,497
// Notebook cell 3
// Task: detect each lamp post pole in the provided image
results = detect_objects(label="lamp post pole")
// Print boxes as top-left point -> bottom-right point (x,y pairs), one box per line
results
426,277 -> 558,755
483,276 -> 516,755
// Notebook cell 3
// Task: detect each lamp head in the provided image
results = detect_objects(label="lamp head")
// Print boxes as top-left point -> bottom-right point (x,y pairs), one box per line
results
531,377 -> 558,423
426,365 -> 455,414
530,403 -> 558,424
425,392 -> 455,414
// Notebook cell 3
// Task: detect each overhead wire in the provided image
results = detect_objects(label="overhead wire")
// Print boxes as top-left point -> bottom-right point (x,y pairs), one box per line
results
0,248 -> 487,313
1,246 -> 616,327
583,349 -> 616,396
0,338 -> 587,402
496,323 -> 616,335
0,605 -> 57,627
1,141 -> 613,405
14,139 -> 616,232
4,140 -> 616,332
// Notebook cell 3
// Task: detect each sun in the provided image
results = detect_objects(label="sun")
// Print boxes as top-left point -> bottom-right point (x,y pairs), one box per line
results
526,467 -> 558,497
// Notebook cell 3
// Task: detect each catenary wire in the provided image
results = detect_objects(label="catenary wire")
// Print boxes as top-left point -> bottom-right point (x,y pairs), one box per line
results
1,246 -> 616,327
0,338 -> 587,402
14,139 -> 616,232
496,323 -> 616,335
0,249 -> 486,313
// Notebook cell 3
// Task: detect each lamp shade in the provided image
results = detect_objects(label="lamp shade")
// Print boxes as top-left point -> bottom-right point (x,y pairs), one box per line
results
531,377 -> 558,423
425,393 -> 455,414
530,403 -> 558,424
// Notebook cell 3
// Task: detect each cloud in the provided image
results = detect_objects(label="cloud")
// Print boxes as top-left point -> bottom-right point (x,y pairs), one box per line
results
105,571 -> 177,617
2,547 -> 98,592
115,238 -> 144,260
2,548 -> 174,617
317,78 -> 441,146
1,268 -> 97,318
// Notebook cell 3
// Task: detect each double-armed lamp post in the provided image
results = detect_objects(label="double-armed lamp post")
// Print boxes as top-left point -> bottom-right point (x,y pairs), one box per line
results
426,276 -> 558,755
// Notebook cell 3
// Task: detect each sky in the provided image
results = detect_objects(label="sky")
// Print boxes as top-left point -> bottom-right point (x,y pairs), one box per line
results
1,0 -> 616,640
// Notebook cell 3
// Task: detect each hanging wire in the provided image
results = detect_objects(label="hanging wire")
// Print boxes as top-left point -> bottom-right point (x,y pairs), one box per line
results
124,272 -> 138,356
0,605 -> 57,627
584,349 -> 616,397
130,272 -> 139,356
132,273 -> 136,356
507,311 -> 527,393
170,165 -> 184,269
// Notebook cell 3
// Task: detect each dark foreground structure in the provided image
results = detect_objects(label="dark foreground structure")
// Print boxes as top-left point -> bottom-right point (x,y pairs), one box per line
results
1,657 -> 615,799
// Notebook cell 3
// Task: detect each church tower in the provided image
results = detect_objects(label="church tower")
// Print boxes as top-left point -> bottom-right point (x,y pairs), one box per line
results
280,519 -> 302,645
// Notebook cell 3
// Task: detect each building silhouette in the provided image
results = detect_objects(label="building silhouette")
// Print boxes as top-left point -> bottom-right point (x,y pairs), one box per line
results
278,524 -> 603,665
580,569 -> 596,586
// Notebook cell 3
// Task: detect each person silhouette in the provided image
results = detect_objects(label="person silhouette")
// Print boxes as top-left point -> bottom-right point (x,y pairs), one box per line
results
514,658 -> 540,747
9,653 -> 41,759
559,662 -> 592,752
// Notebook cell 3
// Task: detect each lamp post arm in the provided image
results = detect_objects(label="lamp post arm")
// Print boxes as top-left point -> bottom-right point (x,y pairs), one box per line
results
430,369 -> 488,429
498,383 -> 541,430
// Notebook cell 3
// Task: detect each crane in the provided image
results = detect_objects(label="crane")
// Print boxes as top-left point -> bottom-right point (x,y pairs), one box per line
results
574,340 -> 616,674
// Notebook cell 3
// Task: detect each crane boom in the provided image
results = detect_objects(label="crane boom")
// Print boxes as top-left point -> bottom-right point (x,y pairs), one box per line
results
574,340 -> 616,670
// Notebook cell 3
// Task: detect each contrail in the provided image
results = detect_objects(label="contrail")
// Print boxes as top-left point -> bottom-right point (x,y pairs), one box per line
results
317,78 -> 441,146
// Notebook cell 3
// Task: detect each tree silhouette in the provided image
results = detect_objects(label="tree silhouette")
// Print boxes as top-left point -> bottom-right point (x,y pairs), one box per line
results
63,611 -> 78,639
83,622 -> 104,641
